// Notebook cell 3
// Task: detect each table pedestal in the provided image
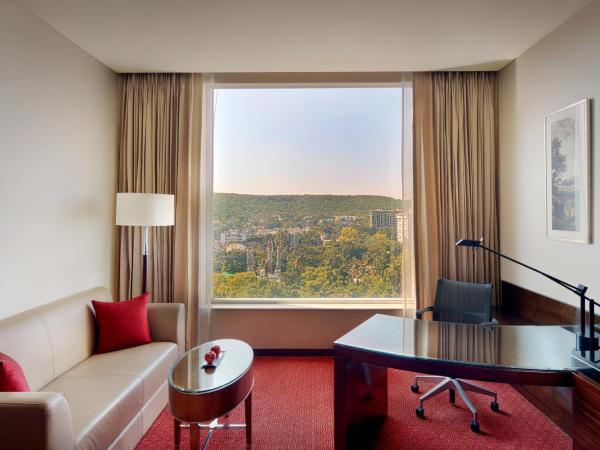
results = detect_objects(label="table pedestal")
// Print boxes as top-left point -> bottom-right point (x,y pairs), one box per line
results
174,391 -> 252,450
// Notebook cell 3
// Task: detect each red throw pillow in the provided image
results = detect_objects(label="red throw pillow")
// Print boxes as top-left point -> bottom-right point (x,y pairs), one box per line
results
0,352 -> 30,392
92,292 -> 152,354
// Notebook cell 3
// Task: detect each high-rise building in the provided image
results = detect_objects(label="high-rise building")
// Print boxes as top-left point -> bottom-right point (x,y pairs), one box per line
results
395,210 -> 410,243
369,210 -> 399,230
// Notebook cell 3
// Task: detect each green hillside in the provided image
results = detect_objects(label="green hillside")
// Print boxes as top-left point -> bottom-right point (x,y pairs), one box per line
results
214,193 -> 403,222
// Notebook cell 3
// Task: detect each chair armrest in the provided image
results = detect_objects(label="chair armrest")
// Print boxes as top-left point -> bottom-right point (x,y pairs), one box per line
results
416,306 -> 434,320
0,392 -> 73,450
147,303 -> 185,355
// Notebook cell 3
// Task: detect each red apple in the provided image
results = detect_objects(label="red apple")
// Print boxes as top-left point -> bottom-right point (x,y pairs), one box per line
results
204,351 -> 216,365
210,344 -> 221,357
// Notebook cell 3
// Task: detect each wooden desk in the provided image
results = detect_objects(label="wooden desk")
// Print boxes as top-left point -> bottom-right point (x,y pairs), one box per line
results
334,314 -> 578,450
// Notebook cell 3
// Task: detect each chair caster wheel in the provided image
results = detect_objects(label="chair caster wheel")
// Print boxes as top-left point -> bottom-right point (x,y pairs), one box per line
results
410,383 -> 419,393
416,406 -> 425,418
470,420 -> 480,433
491,400 -> 499,412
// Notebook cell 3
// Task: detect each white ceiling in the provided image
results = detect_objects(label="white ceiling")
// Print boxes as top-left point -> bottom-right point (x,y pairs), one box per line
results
16,0 -> 591,73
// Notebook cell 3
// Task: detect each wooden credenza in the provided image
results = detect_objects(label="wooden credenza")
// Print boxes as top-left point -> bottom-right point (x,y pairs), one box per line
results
501,281 -> 600,449
573,372 -> 600,450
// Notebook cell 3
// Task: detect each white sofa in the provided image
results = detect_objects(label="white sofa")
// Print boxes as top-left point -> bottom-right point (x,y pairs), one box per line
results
0,287 -> 184,450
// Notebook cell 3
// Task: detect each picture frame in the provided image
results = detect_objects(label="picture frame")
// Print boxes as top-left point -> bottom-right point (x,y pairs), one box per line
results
545,99 -> 591,243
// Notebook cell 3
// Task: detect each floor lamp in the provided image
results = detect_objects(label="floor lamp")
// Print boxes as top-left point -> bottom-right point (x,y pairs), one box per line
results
116,193 -> 175,294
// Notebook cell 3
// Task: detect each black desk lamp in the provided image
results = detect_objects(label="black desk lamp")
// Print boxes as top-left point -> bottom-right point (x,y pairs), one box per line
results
456,238 -> 599,351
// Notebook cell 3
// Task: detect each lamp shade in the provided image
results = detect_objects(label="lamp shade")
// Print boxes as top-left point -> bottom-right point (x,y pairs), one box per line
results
116,193 -> 174,226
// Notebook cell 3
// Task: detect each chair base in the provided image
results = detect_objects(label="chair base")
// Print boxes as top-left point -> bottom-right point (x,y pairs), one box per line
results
411,376 -> 499,432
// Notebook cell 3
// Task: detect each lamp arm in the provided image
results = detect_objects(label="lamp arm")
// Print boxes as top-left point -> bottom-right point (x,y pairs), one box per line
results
478,244 -> 597,304
458,237 -> 599,350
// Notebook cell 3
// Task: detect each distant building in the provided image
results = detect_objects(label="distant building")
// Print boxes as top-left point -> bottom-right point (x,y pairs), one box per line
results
220,230 -> 247,245
395,210 -> 410,243
320,235 -> 332,245
369,209 -> 410,242
369,210 -> 399,230
225,243 -> 247,252
334,215 -> 361,225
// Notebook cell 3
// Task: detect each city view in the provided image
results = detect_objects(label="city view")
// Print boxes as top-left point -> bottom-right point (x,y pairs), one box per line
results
212,87 -> 407,299
213,194 -> 408,298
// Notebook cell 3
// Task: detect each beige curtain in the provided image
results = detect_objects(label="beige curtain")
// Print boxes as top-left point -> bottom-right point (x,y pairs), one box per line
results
413,72 -> 500,310
117,74 -> 202,348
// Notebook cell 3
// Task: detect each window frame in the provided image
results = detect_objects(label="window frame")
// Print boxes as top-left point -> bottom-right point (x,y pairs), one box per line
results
201,76 -> 414,308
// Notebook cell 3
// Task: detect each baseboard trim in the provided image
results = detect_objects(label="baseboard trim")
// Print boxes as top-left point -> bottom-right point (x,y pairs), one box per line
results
254,348 -> 333,356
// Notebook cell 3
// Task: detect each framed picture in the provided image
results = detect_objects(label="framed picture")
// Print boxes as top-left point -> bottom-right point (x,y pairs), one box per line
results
545,99 -> 591,243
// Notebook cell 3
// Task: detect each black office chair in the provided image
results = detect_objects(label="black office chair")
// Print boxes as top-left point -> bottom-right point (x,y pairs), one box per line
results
412,278 -> 499,433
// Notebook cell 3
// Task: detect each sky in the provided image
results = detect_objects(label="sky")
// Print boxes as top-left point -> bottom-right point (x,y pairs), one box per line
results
213,87 -> 405,198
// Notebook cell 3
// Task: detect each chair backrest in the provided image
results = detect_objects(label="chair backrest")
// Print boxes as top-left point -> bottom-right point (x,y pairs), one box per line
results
433,278 -> 493,325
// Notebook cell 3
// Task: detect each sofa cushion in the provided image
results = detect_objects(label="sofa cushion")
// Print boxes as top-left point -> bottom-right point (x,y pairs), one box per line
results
92,293 -> 152,354
0,352 -> 30,392
43,375 -> 142,450
60,342 -> 177,405
41,342 -> 176,449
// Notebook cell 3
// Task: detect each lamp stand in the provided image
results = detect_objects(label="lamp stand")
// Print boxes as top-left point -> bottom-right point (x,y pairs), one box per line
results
142,226 -> 149,294
578,287 -> 598,351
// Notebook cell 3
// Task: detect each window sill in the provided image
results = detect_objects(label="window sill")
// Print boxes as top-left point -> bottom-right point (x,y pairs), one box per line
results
211,301 -> 413,311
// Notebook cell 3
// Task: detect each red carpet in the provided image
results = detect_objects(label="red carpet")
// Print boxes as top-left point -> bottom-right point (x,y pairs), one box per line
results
137,357 -> 571,450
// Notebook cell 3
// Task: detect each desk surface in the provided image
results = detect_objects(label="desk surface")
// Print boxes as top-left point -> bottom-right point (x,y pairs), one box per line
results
335,314 -> 578,375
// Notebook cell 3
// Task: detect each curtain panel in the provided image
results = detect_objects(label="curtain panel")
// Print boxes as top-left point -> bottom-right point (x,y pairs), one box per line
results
116,73 -> 203,348
413,72 -> 500,309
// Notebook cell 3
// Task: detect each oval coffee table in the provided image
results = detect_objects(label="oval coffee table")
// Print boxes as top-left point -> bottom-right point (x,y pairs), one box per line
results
168,339 -> 254,449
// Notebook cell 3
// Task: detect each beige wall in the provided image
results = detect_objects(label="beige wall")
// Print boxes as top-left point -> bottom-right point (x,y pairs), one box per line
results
498,1 -> 600,308
0,1 -> 117,319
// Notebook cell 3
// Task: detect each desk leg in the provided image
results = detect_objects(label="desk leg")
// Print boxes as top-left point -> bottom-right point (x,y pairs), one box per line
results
245,390 -> 252,447
334,356 -> 388,450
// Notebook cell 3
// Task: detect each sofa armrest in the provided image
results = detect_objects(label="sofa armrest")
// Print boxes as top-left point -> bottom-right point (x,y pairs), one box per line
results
147,303 -> 185,355
0,392 -> 73,450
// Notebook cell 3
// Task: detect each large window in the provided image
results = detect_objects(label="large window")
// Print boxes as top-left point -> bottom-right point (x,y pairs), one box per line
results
209,82 -> 413,303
